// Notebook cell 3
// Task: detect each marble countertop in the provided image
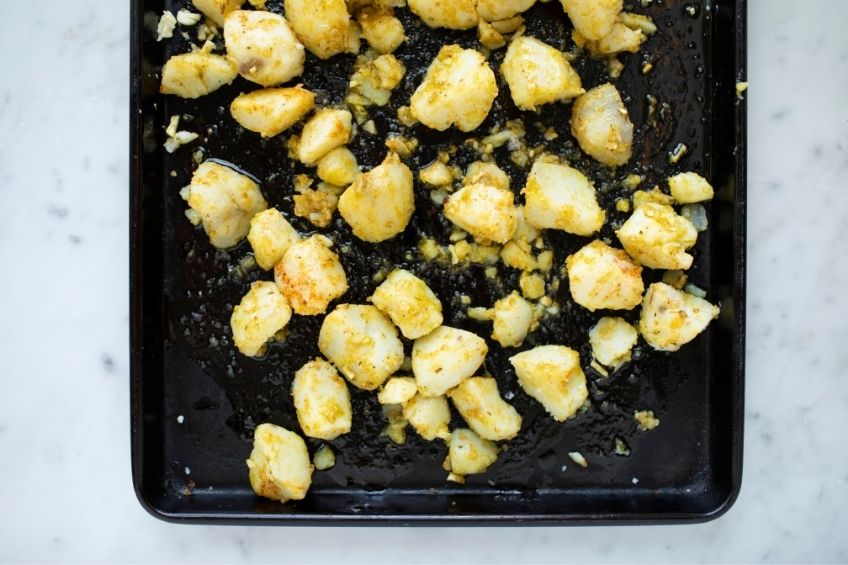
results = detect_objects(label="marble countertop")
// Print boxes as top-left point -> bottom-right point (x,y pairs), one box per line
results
1,0 -> 846,562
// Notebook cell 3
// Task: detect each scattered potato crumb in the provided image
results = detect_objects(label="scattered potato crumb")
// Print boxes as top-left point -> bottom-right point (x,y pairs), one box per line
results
634,410 -> 660,431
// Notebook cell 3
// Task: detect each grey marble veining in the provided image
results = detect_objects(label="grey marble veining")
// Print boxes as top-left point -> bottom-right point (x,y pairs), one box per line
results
0,0 -> 847,562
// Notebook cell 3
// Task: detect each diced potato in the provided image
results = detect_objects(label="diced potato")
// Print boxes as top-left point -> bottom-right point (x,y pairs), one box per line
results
519,271 -> 546,299
616,203 -> 698,270
160,52 -> 238,99
668,172 -> 715,204
230,86 -> 315,138
512,206 -> 540,243
246,423 -> 313,502
185,161 -> 268,249
318,304 -> 405,390
419,161 -> 454,187
377,376 -> 418,405
403,394 -> 451,441
565,240 -> 644,311
356,7 -> 406,53
192,0 -> 244,26
639,283 -> 719,351
509,345 -> 588,421
449,428 -> 498,476
274,235 -> 348,315
409,45 -> 498,132
317,147 -> 359,187
443,183 -> 518,244
501,36 -> 584,111
370,269 -> 443,339
588,317 -> 638,368
408,0 -> 478,30
223,11 -> 305,86
296,109 -> 353,166
247,208 -> 301,270
634,409 -> 660,430
313,445 -> 336,470
464,161 -> 510,191
338,152 -> 414,242
491,291 -> 534,348
588,22 -> 645,56
291,358 -> 352,440
347,52 -> 406,107
522,161 -> 605,236
293,185 -> 340,228
477,0 -> 536,22
559,0 -> 623,40
570,83 -> 633,166
448,377 -> 522,441
633,187 -> 674,209
478,20 -> 506,50
284,0 -> 351,59
230,281 -> 293,357
412,326 -> 488,397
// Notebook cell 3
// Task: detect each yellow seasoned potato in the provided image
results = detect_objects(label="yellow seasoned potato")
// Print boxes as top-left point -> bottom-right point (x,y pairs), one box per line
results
491,291 -> 534,348
192,0 -> 244,25
640,283 -> 719,351
356,7 -> 406,53
522,161 -> 605,236
246,423 -> 313,502
587,22 -> 645,56
616,202 -> 698,270
338,152 -> 414,242
448,428 -> 498,476
464,161 -> 510,191
284,0 -> 352,59
223,11 -> 305,87
313,445 -> 336,470
443,183 -> 518,244
160,52 -> 238,99
377,376 -> 418,405
588,316 -> 638,369
419,161 -> 454,187
317,147 -> 359,187
477,0 -> 535,22
247,208 -> 301,270
403,394 -> 451,441
318,304 -> 405,390
565,240 -> 644,311
370,269 -> 443,339
512,206 -> 540,244
501,36 -> 584,111
559,0 -> 622,40
274,235 -> 348,315
295,108 -> 353,166
668,172 -> 715,204
291,358 -> 352,440
230,281 -> 293,357
185,161 -> 268,249
571,83 -> 633,166
509,345 -> 588,421
230,86 -> 315,138
448,377 -> 522,441
409,45 -> 498,132
408,0 -> 478,30
347,52 -> 406,107
412,326 -> 488,397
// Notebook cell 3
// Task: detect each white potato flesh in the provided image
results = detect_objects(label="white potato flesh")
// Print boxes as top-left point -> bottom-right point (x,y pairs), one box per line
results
246,423 -> 313,502
231,281 -> 293,357
420,161 -> 454,187
403,394 -> 451,441
192,0 -> 244,25
370,269 -> 443,339
589,317 -> 638,368
224,11 -> 305,86
412,326 -> 488,397
448,377 -> 522,441
501,36 -> 584,111
570,83 -> 633,167
512,206 -> 540,243
230,86 -> 315,138
464,161 -> 510,191
338,152 -> 415,242
318,304 -> 405,390
668,172 -> 715,204
409,45 -> 498,132
347,52 -> 406,107
450,430 -> 498,480
559,0 -> 622,40
317,147 -> 359,187
357,7 -> 406,53
186,161 -> 268,249
247,208 -> 301,270
522,161 -> 605,236
296,109 -> 353,166
160,52 -> 238,99
408,0 -> 478,30
477,0 -> 535,22
284,0 -> 351,59
274,235 -> 348,315
640,283 -> 719,351
292,358 -> 352,440
509,345 -> 588,421
589,22 -> 645,55
443,183 -> 518,244
565,240 -> 644,311
377,376 -> 418,405
491,292 -> 534,348
616,202 -> 698,270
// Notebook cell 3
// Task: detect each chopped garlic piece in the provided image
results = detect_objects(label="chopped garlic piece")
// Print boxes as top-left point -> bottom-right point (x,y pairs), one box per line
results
523,161 -> 605,236
510,345 -> 588,421
275,235 -> 348,316
668,172 -> 714,204
157,11 -> 177,41
412,326 -> 488,397
293,185 -> 340,228
246,423 -> 312,502
370,269 -> 443,339
449,429 -> 498,476
639,282 -> 719,351
449,377 -> 522,441
176,9 -> 202,26
378,376 -> 418,405
589,317 -> 638,369
231,281 -> 292,357
501,36 -> 584,111
519,271 -> 546,300
347,52 -> 406,108
409,0 -> 478,30
284,0 -> 352,59
568,451 -> 588,468
247,208 -> 301,270
403,394 -> 451,441
491,291 -> 534,348
292,358 -> 352,440
566,240 -> 644,311
571,83 -> 633,166
634,410 -> 660,431
616,203 -> 698,270
230,86 -> 315,138
160,52 -> 238,99
164,131 -> 199,153
444,183 -> 518,244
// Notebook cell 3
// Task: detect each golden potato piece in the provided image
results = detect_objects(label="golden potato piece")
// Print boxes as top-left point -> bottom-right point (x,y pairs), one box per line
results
443,183 -> 518,244
230,281 -> 292,357
559,0 -> 623,40
522,161 -> 605,236
448,377 -> 522,441
408,0 -> 478,30
509,345 -> 588,421
247,208 -> 301,270
292,358 -> 352,440
565,240 -> 644,311
160,52 -> 238,99
223,10 -> 305,86
616,203 -> 698,270
570,83 -> 634,167
448,428 -> 498,476
192,0 -> 244,26
639,283 -> 719,352
370,269 -> 443,339
284,0 -> 352,59
412,326 -> 488,397
230,87 -> 315,138
246,423 -> 313,502
501,35 -> 584,111
274,235 -> 348,315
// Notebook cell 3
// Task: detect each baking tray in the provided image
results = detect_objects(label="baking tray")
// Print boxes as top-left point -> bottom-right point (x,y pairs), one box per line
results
131,0 -> 746,524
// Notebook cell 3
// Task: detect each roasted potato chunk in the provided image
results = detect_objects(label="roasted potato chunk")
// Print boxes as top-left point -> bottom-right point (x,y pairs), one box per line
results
448,377 -> 522,441
409,0 -> 478,30
501,36 -> 584,111
522,161 -> 605,236
412,326 -> 488,397
509,345 -> 588,421
274,235 -> 348,315
616,203 -> 698,270
292,358 -> 352,440
570,83 -> 633,166
284,0 -> 352,59
223,10 -> 305,86
231,281 -> 292,357
559,0 -> 623,40
448,428 -> 499,476
443,183 -> 518,244
639,283 -> 719,351
160,52 -> 238,99
295,108 -> 353,166
230,86 -> 315,138
192,0 -> 244,26
247,208 -> 301,270
370,269 -> 443,339
403,394 -> 451,441
246,423 -> 313,502
588,317 -> 638,369
566,240 -> 644,311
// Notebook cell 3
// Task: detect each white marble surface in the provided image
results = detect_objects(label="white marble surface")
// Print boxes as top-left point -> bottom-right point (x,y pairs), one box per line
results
1,0 -> 847,562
